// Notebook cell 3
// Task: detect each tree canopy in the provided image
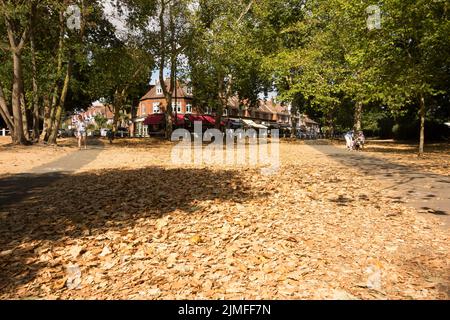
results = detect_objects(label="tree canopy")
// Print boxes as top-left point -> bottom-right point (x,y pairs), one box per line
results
0,0 -> 448,151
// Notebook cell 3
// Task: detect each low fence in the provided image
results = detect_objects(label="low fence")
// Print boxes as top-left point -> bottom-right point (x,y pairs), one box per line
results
1,129 -> 37,137
1,128 -> 10,136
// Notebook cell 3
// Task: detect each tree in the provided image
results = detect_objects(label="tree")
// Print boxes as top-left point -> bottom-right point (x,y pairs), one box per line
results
0,0 -> 35,144
122,0 -> 191,139
0,0 -> 122,145
94,113 -> 107,129
187,0 -> 270,128
368,0 -> 450,155
88,36 -> 153,134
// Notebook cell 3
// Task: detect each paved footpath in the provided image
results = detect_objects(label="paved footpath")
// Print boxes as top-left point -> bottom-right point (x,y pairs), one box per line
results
0,144 -> 103,209
308,143 -> 450,228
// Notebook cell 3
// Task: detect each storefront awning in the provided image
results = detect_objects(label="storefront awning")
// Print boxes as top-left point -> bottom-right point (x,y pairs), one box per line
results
242,119 -> 268,129
188,114 -> 223,126
174,114 -> 185,125
144,113 -> 165,125
267,122 -> 280,129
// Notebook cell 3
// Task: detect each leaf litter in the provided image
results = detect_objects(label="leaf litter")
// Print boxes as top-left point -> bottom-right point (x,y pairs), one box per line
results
0,141 -> 448,299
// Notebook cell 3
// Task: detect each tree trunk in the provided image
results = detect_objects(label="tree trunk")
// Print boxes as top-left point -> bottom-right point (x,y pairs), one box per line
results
30,23 -> 40,142
418,94 -> 425,156
40,96 -> 51,142
327,107 -> 335,139
216,72 -> 233,130
0,82 -> 14,134
4,3 -> 31,145
112,88 -> 128,134
11,51 -> 27,144
47,105 -> 63,144
21,92 -> 29,140
165,94 -> 173,140
48,61 -> 72,145
42,10 -> 65,142
353,101 -> 363,132
291,111 -> 298,138
215,104 -> 224,130
216,75 -> 225,130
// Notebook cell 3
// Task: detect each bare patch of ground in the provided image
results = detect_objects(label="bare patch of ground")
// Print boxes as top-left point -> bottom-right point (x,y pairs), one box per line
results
0,137 -> 75,176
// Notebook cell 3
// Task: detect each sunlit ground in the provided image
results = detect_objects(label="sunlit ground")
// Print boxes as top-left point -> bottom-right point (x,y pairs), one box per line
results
0,137 -> 448,299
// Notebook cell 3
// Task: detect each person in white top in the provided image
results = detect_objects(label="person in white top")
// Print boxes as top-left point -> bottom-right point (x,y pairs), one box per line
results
76,114 -> 87,150
344,130 -> 354,150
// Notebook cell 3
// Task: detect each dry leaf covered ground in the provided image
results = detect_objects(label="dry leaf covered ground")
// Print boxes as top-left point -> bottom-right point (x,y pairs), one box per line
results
330,139 -> 450,176
0,138 -> 448,299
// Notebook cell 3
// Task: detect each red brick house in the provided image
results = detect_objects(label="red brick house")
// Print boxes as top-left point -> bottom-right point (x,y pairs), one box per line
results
225,97 -> 291,128
133,77 -> 319,136
71,102 -> 115,127
134,79 -> 194,136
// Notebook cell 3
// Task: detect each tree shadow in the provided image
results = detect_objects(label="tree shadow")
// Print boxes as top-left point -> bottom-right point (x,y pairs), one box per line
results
308,144 -> 450,217
0,166 -> 264,297
362,141 -> 450,156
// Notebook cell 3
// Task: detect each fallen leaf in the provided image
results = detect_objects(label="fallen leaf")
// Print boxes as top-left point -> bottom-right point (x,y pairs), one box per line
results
190,235 -> 203,245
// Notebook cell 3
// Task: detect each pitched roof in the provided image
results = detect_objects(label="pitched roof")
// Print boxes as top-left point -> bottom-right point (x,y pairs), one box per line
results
140,79 -> 193,101
226,97 -> 289,115
257,100 -> 274,113
227,96 -> 241,108
302,115 -> 318,124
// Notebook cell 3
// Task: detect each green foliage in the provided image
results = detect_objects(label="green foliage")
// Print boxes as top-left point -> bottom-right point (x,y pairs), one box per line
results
94,114 -> 107,129
257,0 -> 449,141
1,0 -> 449,145
186,0 -> 271,112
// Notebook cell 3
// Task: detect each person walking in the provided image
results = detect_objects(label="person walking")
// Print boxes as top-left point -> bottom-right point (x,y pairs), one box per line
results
107,128 -> 114,144
76,114 -> 87,150
344,130 -> 354,151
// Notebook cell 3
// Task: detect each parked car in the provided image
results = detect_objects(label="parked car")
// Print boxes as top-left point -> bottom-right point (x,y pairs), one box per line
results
57,128 -> 75,138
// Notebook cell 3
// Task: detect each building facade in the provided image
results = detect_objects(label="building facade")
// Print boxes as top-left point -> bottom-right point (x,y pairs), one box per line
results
134,79 -> 194,137
133,78 -> 319,137
70,102 -> 115,128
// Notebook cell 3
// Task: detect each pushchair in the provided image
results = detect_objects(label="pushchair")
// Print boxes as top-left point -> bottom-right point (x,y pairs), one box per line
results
352,133 -> 365,151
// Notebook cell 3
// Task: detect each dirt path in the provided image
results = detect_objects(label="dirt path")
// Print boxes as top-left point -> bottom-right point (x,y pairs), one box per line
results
308,143 -> 450,228
0,143 -> 104,210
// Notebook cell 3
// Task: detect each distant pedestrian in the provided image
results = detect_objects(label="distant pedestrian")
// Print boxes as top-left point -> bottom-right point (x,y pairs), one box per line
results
76,114 -> 87,150
107,128 -> 114,144
354,131 -> 365,151
344,130 -> 353,150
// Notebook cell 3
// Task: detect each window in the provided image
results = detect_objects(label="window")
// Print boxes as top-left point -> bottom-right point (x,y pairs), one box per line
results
187,87 -> 192,94
186,104 -> 192,113
156,86 -> 162,94
205,107 -> 212,114
141,105 -> 146,115
172,102 -> 182,113
223,108 -> 228,116
153,103 -> 160,113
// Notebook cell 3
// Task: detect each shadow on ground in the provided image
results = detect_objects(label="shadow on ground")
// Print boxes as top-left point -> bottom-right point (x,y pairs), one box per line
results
308,144 -> 450,222
0,146 -> 103,208
0,166 -> 263,296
